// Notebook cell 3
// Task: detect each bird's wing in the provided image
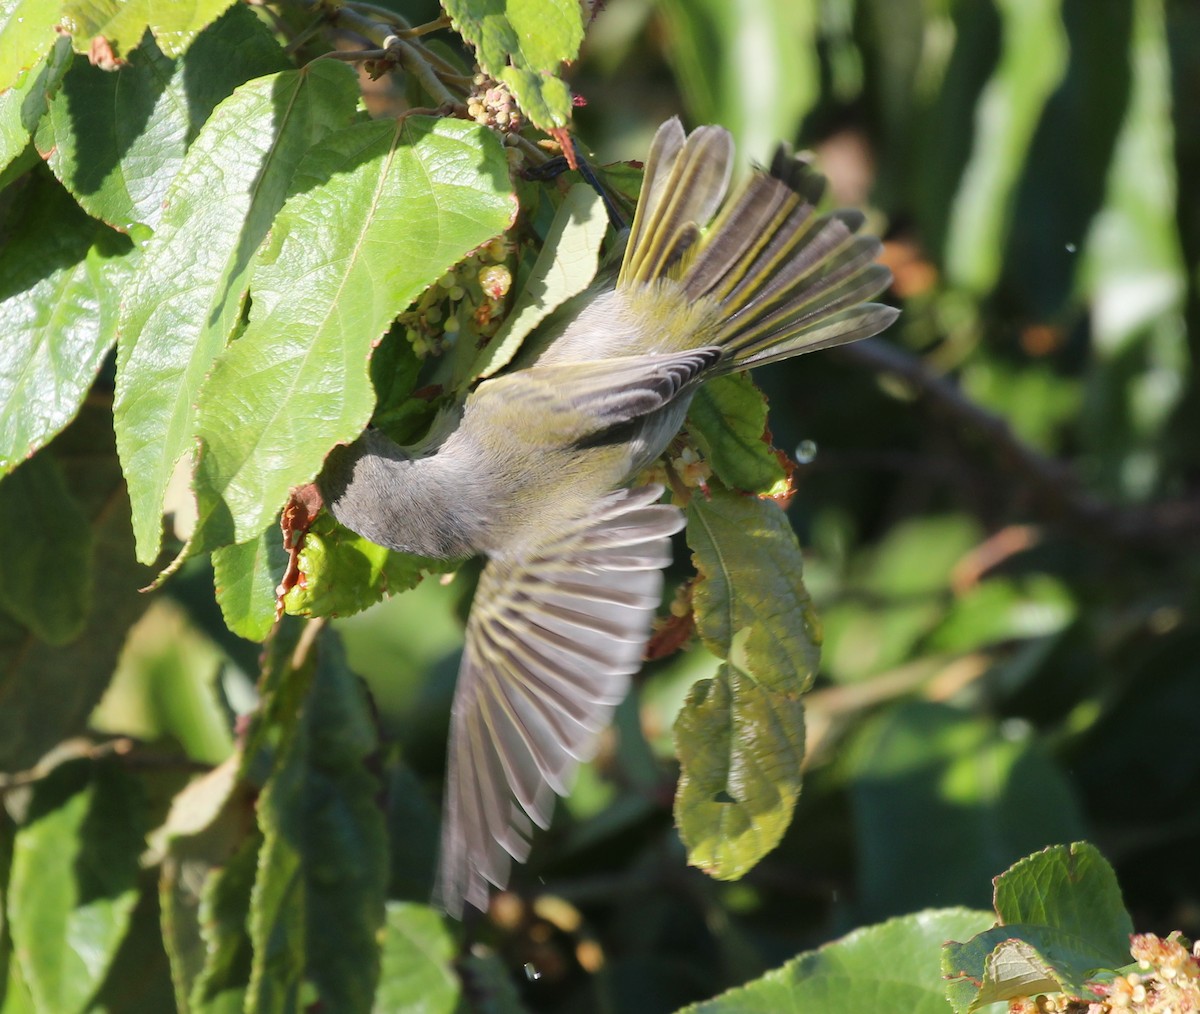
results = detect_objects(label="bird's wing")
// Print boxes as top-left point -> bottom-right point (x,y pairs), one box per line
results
435,484 -> 684,916
483,346 -> 724,443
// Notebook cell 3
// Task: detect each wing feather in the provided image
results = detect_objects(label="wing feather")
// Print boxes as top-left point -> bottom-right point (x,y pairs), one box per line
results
435,485 -> 684,915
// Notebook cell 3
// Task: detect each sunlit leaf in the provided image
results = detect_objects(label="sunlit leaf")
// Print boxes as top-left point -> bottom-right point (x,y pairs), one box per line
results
35,5 -> 287,234
0,0 -> 62,94
656,0 -> 818,160
0,36 -> 71,177
443,0 -> 584,129
0,170 -> 133,477
212,527 -> 289,643
188,116 -> 514,556
943,843 -> 1133,1013
282,513 -> 445,621
679,908 -> 994,1013
114,62 -> 359,563
472,183 -> 606,380
943,0 -> 1068,293
7,760 -> 146,1014
60,0 -> 236,59
373,903 -> 459,1014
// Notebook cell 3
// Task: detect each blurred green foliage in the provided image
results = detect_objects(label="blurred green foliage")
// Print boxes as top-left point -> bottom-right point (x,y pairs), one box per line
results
1,0 -> 1198,1012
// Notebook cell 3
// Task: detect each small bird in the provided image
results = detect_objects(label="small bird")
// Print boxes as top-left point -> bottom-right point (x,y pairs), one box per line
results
318,118 -> 898,916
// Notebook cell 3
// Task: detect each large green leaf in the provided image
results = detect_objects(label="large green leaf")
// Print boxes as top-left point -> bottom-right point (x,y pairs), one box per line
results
114,62 -> 360,563
188,115 -> 515,556
246,628 -> 388,1014
6,760 -> 146,1014
657,0 -> 818,160
372,903 -> 459,1014
943,843 -> 1134,1012
60,0 -> 236,59
35,4 -> 287,235
0,453 -> 91,645
0,36 -> 71,177
0,0 -> 62,94
674,491 -> 820,879
0,170 -> 132,477
677,908 -> 994,1013
848,701 -> 1088,922
442,0 -> 583,129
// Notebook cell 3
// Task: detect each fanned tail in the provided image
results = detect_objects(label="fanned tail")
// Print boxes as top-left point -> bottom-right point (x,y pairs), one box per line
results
618,118 -> 898,368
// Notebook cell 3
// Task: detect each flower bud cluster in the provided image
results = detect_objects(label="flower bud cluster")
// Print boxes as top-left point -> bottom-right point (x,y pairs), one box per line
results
467,73 -> 522,132
400,236 -> 513,359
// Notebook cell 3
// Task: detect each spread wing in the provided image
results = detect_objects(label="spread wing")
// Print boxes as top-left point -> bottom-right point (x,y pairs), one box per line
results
435,484 -> 684,916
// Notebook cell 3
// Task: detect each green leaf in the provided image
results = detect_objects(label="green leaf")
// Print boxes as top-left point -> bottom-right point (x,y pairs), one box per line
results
443,0 -> 584,129
283,512 -> 446,620
60,0 -> 236,59
928,575 -> 1076,653
6,760 -> 146,1014
0,0 -> 62,94
678,908 -> 994,1013
0,35 -> 71,177
1078,0 -> 1187,498
472,182 -> 606,380
212,527 -> 289,643
847,702 -> 1088,922
114,63 -> 359,564
687,489 -> 821,693
942,843 -> 1134,1013
189,832 -> 260,1014
189,115 -> 514,555
656,0 -> 818,160
0,453 -> 91,644
0,170 -> 134,477
35,5 -> 288,234
247,628 -> 388,1014
943,0 -> 1068,293
673,653 -> 805,882
675,491 -> 821,880
0,404 -> 156,772
154,759 -> 258,1014
687,374 -> 789,496
373,903 -> 459,1014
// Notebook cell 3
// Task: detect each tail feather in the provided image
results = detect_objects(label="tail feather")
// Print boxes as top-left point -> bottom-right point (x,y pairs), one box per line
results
619,123 -> 734,287
620,119 -> 896,368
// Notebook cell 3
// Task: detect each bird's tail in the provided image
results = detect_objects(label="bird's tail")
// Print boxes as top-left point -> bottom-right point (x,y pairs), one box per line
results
617,118 -> 898,369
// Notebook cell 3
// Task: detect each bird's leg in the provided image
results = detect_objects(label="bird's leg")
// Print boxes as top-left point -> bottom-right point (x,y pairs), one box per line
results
523,141 -> 626,232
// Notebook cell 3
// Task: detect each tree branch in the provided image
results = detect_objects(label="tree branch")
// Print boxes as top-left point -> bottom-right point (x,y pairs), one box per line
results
835,338 -> 1200,548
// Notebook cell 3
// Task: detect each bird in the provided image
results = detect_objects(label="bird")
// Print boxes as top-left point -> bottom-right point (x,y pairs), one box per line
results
316,117 -> 899,916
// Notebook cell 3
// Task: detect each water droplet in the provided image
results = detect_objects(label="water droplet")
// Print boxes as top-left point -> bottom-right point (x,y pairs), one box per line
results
524,962 -> 542,981
1064,242 -> 1077,254
795,439 -> 818,464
